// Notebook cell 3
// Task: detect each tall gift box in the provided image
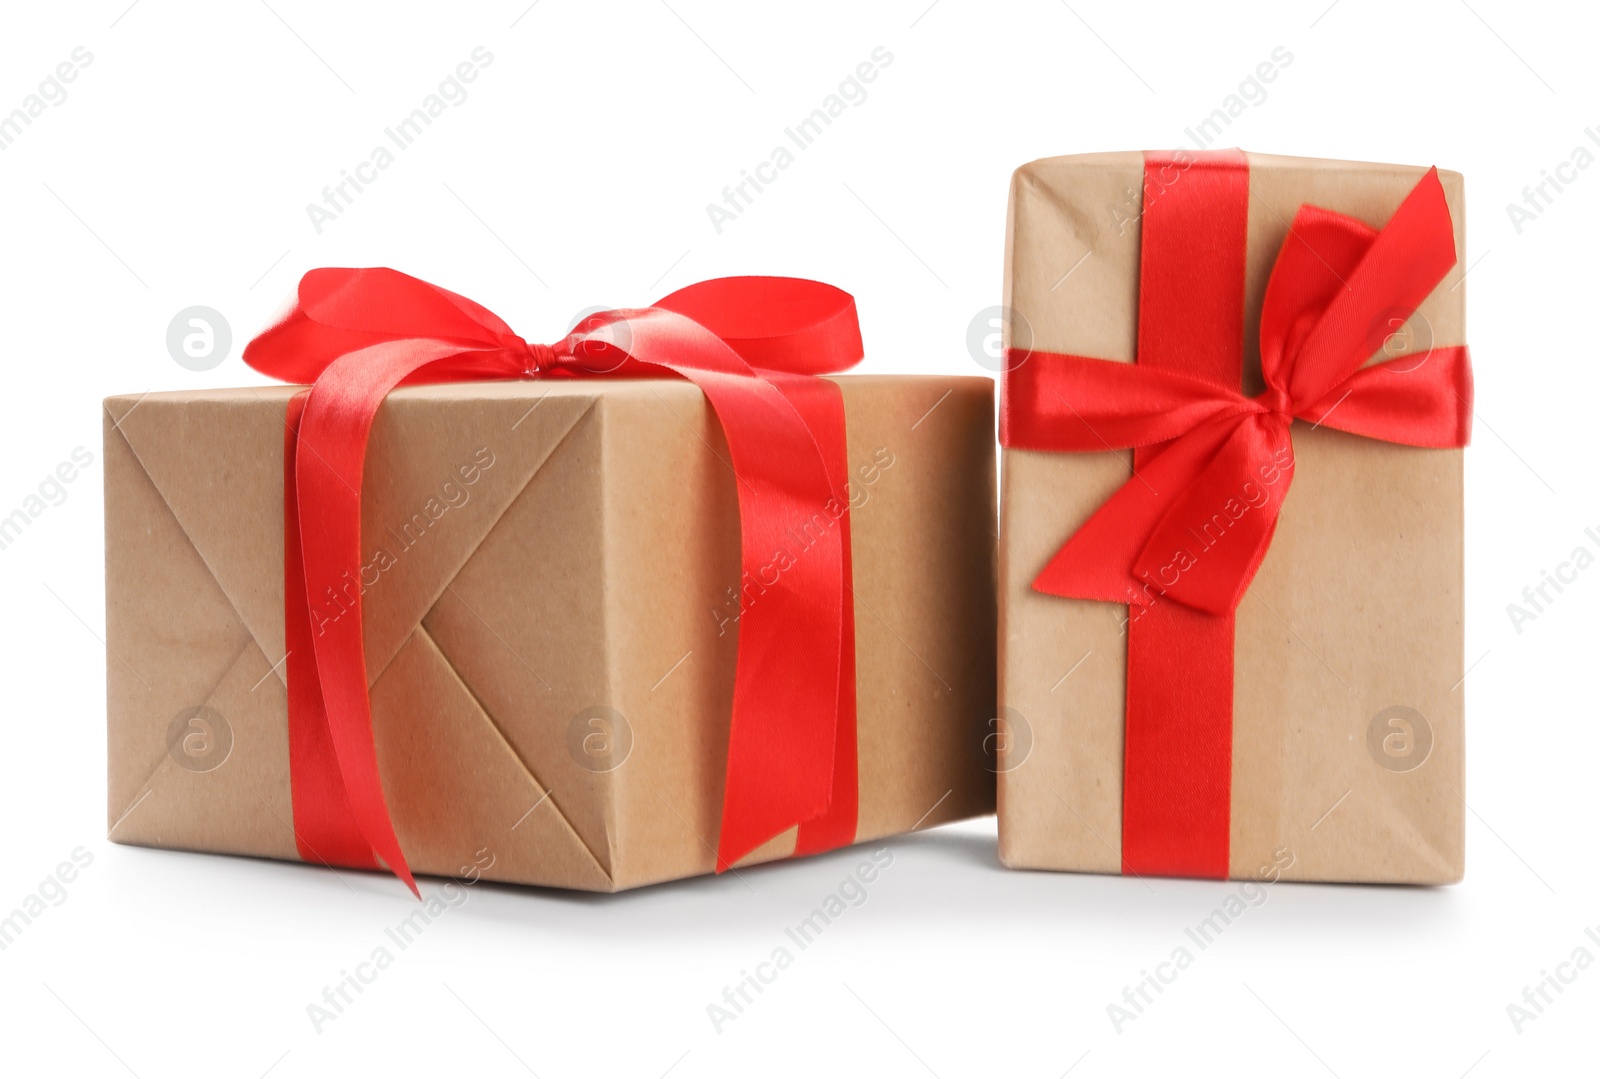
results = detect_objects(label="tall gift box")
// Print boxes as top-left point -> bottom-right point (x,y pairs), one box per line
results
998,151 -> 1471,884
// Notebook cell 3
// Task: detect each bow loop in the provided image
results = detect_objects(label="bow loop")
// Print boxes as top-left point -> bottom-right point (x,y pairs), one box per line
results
1265,168 -> 1458,409
248,267 -> 533,386
1130,411 -> 1295,616
1258,205 -> 1379,404
655,276 -> 863,374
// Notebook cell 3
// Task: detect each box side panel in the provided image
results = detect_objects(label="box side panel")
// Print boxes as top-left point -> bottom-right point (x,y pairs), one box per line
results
106,383 -> 622,889
593,382 -> 743,889
103,394 -> 299,860
383,385 -> 619,890
839,375 -> 997,842
598,376 -> 999,890
998,155 -> 1143,872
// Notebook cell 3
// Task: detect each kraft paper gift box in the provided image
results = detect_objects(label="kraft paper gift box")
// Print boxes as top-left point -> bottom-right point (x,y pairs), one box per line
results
104,375 -> 997,891
997,151 -> 1469,885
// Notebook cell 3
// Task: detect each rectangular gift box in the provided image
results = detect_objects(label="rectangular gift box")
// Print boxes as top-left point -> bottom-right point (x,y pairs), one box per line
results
105,375 -> 997,891
998,151 -> 1467,884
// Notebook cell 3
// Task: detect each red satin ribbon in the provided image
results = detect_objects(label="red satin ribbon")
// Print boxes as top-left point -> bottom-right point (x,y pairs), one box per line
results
247,269 -> 866,893
1001,154 -> 1473,878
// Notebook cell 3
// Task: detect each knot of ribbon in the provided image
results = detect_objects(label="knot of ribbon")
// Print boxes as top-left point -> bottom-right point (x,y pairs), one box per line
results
245,268 -> 866,895
1003,165 -> 1474,619
512,336 -> 554,375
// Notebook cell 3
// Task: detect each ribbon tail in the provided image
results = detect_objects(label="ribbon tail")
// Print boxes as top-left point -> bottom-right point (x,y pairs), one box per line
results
1032,416 -> 1243,605
283,392 -> 381,873
294,339 -> 499,898
1132,414 -> 1295,616
769,371 -> 859,858
657,273 -> 865,856
596,309 -> 848,870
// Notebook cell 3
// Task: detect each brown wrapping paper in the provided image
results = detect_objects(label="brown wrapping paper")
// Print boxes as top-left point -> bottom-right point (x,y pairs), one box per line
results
998,152 -> 1466,885
105,375 -> 997,891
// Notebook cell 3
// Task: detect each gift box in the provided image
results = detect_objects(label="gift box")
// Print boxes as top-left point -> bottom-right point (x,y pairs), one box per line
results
105,272 -> 998,891
997,151 -> 1471,884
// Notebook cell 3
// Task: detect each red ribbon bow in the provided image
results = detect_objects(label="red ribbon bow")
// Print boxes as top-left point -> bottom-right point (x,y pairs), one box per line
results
246,268 -> 866,894
1001,153 -> 1473,877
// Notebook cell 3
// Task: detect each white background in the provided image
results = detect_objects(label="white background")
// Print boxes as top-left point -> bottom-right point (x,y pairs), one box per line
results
0,0 -> 1595,1076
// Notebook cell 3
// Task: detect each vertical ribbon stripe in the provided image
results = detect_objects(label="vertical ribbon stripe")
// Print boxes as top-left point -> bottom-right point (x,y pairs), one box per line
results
1123,150 -> 1249,879
283,390 -> 379,873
